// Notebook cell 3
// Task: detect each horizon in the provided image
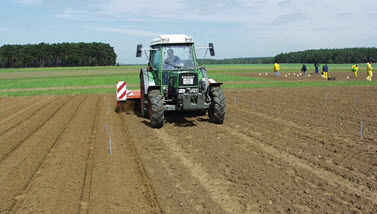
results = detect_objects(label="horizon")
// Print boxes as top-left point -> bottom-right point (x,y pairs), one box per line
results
1,0 -> 376,64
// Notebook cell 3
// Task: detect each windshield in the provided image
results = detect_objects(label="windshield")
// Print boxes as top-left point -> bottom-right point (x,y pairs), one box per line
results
162,45 -> 195,70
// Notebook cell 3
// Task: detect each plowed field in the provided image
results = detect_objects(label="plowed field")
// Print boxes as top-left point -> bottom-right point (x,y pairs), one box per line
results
1,86 -> 376,213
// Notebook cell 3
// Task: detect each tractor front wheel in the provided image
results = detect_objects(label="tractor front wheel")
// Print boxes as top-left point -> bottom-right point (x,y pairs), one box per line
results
208,86 -> 226,124
148,89 -> 164,128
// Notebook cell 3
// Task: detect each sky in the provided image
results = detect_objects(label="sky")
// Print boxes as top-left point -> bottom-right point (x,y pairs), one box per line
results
0,0 -> 376,64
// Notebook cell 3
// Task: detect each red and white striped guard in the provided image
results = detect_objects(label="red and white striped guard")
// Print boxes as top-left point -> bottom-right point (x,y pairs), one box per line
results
116,81 -> 127,101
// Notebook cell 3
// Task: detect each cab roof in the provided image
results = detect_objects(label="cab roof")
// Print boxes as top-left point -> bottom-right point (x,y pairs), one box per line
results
151,34 -> 194,46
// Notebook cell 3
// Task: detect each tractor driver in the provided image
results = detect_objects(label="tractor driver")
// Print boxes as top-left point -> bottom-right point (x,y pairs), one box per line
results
163,49 -> 183,69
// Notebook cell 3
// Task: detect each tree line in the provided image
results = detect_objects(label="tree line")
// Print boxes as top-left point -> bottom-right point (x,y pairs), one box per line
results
201,57 -> 274,64
274,47 -> 377,64
0,42 -> 117,68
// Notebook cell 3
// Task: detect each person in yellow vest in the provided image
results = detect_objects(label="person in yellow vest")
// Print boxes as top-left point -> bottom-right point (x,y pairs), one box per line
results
273,62 -> 280,77
366,61 -> 373,81
351,64 -> 358,78
322,64 -> 328,80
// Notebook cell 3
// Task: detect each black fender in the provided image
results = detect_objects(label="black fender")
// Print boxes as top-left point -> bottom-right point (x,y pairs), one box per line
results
209,82 -> 223,87
148,85 -> 161,92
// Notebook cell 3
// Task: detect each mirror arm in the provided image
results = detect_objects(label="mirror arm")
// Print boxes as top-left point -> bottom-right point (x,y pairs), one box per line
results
201,49 -> 208,67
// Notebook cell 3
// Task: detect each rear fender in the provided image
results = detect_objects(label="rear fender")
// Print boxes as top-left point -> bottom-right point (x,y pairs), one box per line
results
148,86 -> 161,93
209,82 -> 223,87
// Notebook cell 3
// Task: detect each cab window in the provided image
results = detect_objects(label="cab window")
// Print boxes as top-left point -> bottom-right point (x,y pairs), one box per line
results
150,49 -> 161,69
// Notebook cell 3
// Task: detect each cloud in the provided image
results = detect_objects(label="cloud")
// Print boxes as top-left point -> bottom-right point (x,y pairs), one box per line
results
104,0 -> 186,14
56,9 -> 97,21
13,0 -> 43,6
273,13 -> 308,25
87,26 -> 160,37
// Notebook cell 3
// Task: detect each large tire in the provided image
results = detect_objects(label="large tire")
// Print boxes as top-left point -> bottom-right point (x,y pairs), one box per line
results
148,89 -> 164,128
208,86 -> 226,124
140,73 -> 149,118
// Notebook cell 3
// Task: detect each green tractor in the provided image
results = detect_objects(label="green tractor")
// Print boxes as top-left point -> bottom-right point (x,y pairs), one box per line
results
136,34 -> 225,128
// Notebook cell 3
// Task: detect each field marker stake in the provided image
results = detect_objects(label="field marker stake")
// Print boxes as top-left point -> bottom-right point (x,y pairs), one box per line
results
103,95 -> 106,100
252,100 -> 255,109
107,102 -> 110,116
325,93 -> 328,102
234,96 -> 237,105
354,96 -> 356,106
105,123 -> 112,154
360,122 -> 363,138
109,138 -> 112,155
105,123 -> 109,136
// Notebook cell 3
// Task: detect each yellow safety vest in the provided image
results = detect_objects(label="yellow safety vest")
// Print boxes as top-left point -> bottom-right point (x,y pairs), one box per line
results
274,63 -> 280,71
367,63 -> 373,72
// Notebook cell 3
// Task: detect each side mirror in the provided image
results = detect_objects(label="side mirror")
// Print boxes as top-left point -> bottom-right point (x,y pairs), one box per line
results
209,43 -> 215,56
136,44 -> 143,57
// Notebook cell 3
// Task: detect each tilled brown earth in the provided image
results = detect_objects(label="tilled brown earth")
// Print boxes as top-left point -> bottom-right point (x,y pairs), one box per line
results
1,86 -> 376,213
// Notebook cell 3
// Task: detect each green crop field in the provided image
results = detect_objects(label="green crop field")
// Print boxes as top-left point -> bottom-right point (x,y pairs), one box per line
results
0,64 -> 375,97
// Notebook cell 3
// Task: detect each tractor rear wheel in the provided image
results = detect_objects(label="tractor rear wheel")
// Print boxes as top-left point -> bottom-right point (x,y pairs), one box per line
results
140,74 -> 149,118
148,89 -> 164,128
208,86 -> 226,124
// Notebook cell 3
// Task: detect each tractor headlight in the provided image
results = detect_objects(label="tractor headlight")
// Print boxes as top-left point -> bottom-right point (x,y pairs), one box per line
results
179,89 -> 185,93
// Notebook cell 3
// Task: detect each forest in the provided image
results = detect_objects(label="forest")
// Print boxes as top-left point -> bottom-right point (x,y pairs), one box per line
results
201,57 -> 274,64
0,42 -> 117,68
274,47 -> 377,64
1,43 -> 376,68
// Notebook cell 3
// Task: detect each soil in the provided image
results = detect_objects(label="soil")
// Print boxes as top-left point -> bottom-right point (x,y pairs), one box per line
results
0,86 -> 376,213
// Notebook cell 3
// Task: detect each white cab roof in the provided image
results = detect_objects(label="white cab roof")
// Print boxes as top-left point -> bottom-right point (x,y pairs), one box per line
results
151,34 -> 194,45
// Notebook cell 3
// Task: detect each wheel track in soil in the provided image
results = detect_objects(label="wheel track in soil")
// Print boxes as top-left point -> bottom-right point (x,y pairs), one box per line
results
0,95 -> 74,165
158,115 -> 359,212
152,128 -> 246,214
0,96 -> 56,135
122,112 -> 232,213
228,103 -> 377,185
6,96 -> 87,213
80,95 -> 161,214
227,105 -> 377,187
216,120 -> 366,212
78,95 -> 99,214
126,109 -> 340,212
218,121 -> 377,205
229,105 -> 375,166
227,91 -> 377,161
120,111 -> 164,214
215,122 -> 374,212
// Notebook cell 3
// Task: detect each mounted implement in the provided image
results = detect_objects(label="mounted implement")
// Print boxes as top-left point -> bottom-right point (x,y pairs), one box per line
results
116,34 -> 226,128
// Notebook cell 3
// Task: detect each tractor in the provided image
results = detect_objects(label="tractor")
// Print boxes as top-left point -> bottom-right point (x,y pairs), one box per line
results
116,34 -> 225,128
